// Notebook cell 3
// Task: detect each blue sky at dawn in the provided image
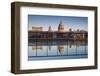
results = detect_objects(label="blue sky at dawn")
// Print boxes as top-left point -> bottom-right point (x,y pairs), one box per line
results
28,15 -> 88,31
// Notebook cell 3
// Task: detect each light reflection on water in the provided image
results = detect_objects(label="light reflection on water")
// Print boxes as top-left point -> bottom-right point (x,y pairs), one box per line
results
28,40 -> 88,61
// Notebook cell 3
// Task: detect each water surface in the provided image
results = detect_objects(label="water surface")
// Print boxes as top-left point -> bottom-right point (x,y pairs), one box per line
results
28,40 -> 88,61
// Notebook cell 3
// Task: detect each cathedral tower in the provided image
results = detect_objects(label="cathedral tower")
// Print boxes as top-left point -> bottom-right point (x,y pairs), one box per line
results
58,21 -> 64,32
48,26 -> 52,32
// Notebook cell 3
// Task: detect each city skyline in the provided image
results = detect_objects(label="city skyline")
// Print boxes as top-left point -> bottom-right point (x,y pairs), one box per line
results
28,15 -> 88,31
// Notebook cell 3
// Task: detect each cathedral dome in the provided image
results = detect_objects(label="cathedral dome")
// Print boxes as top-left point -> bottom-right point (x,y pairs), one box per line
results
58,21 -> 64,32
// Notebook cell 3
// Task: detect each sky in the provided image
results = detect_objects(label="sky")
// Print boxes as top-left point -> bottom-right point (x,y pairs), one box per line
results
28,15 -> 88,31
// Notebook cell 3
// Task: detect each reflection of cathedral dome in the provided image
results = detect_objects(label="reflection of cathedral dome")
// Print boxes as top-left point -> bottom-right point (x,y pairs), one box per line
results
58,45 -> 64,54
58,21 -> 64,32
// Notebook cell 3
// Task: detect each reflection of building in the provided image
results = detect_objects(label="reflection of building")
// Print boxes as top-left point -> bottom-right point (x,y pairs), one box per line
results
48,45 -> 51,51
58,45 -> 64,54
29,21 -> 88,40
32,46 -> 42,50
32,26 -> 43,32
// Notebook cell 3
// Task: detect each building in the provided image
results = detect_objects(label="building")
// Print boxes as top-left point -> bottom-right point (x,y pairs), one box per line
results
32,26 -> 43,32
48,26 -> 52,32
29,21 -> 88,41
58,21 -> 64,32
